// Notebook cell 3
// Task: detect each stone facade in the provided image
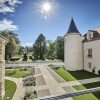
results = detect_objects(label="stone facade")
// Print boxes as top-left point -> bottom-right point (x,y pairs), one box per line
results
64,19 -> 100,75
64,33 -> 84,71
64,19 -> 84,71
0,36 -> 7,100
83,30 -> 100,75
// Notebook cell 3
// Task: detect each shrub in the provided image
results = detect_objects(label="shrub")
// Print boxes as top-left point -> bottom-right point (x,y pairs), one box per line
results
98,70 -> 100,75
92,67 -> 95,74
5,67 -> 12,69
23,91 -> 37,100
23,76 -> 36,86
23,53 -> 28,61
29,56 -> 33,60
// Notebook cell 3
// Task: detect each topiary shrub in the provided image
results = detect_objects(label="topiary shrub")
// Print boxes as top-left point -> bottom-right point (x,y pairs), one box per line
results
98,70 -> 100,76
92,67 -> 95,74
29,56 -> 33,60
23,53 -> 28,61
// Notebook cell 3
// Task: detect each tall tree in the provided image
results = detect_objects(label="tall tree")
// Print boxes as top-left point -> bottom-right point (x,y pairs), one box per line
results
33,34 -> 46,60
0,31 -> 20,59
46,40 -> 56,59
55,36 -> 64,61
18,46 -> 25,55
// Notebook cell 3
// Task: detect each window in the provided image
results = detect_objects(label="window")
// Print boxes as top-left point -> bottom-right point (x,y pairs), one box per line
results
88,49 -> 92,58
88,62 -> 92,68
87,31 -> 93,40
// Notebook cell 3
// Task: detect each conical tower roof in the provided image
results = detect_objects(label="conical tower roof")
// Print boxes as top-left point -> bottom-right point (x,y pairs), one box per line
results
65,18 -> 80,35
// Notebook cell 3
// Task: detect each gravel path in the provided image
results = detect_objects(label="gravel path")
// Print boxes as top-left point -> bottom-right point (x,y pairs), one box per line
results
35,68 -> 41,75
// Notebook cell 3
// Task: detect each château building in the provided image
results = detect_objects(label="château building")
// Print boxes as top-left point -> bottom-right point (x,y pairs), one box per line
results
64,18 -> 100,75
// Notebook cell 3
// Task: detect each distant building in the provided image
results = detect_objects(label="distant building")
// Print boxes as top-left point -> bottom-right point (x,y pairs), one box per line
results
64,18 -> 100,75
0,35 -> 7,99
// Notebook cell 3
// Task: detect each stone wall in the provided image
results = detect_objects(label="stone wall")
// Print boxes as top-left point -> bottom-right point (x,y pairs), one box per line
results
0,37 -> 6,100
83,39 -> 100,75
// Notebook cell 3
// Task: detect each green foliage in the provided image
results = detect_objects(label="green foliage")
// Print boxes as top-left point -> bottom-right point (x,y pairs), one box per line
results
3,80 -> 17,100
23,91 -> 37,100
23,53 -> 28,61
5,69 -> 29,78
98,70 -> 100,75
29,56 -> 33,60
55,36 -> 64,61
23,76 -> 36,86
25,46 -> 33,54
33,34 -> 46,60
18,46 -> 24,55
0,31 -> 20,60
46,40 -> 56,60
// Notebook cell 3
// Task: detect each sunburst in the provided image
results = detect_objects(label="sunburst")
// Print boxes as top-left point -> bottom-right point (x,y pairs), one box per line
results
34,0 -> 57,19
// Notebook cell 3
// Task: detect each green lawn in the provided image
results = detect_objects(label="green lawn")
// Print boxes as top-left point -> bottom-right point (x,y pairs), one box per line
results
3,80 -> 16,100
54,68 -> 98,100
69,70 -> 99,80
54,68 -> 76,81
5,69 -> 29,78
73,81 -> 100,99
55,68 -> 99,81
73,85 -> 97,100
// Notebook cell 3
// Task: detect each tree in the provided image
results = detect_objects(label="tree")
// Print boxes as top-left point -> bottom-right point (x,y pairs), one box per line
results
55,36 -> 64,61
33,34 -> 46,60
9,31 -> 20,44
24,46 -> 33,54
46,40 -> 56,60
18,46 -> 25,55
0,31 -> 20,60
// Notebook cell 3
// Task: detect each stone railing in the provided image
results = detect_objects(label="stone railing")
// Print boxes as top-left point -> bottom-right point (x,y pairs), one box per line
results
35,87 -> 100,100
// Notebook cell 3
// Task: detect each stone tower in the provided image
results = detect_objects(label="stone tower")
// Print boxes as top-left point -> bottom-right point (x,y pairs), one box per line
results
0,35 -> 7,100
64,19 -> 84,71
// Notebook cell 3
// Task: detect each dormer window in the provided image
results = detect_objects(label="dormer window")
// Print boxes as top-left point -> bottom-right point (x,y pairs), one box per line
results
87,30 -> 93,40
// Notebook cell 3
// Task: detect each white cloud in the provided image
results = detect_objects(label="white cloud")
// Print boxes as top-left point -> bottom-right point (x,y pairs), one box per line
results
0,0 -> 22,13
0,19 -> 18,31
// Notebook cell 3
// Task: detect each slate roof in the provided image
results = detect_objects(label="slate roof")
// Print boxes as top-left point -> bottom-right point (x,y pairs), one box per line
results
82,30 -> 100,43
65,18 -> 80,36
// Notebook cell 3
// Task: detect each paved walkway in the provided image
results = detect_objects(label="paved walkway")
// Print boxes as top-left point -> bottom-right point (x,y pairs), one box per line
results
59,77 -> 100,87
34,65 -> 100,99
5,63 -> 100,100
35,65 -> 75,100
5,77 -> 25,100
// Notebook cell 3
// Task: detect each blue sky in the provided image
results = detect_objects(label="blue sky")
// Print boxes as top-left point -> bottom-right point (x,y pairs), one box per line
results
0,0 -> 100,46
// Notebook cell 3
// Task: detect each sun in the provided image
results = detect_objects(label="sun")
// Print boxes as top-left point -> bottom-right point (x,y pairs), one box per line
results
42,3 -> 51,12
33,0 -> 57,19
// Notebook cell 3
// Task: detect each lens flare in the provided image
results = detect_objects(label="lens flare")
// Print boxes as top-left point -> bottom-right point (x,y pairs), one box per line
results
42,3 -> 51,12
33,0 -> 57,19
